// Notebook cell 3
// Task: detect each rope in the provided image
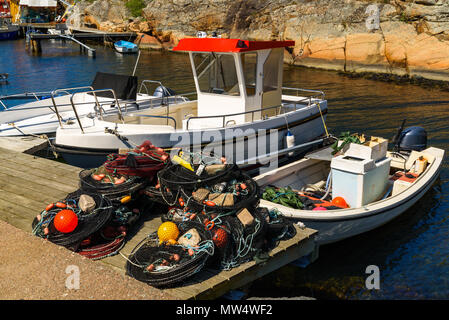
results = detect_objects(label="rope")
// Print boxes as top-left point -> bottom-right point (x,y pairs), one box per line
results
7,122 -> 58,158
316,101 -> 329,137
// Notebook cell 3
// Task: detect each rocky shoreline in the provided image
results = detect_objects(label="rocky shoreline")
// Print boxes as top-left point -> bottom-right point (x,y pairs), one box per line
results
68,0 -> 449,83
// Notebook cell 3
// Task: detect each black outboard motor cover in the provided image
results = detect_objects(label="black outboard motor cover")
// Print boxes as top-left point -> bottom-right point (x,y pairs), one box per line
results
153,86 -> 176,97
398,126 -> 427,151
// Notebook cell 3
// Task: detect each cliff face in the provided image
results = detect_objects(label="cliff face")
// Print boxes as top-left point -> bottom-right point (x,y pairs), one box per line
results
70,0 -> 449,81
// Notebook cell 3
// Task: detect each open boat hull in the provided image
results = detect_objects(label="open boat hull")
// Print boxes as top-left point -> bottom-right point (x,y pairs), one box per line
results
255,147 -> 445,245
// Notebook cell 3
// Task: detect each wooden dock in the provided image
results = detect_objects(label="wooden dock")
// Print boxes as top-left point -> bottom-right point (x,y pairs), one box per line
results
26,25 -> 136,54
0,136 -> 49,154
0,144 -> 318,300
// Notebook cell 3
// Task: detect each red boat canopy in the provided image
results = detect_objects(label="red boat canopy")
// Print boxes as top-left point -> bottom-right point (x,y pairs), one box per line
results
172,38 -> 295,53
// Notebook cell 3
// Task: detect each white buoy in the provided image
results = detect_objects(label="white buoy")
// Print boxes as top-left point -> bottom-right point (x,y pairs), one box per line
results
286,130 -> 295,156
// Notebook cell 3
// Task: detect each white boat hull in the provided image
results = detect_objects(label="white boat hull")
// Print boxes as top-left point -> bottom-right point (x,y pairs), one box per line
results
54,102 -> 328,169
255,147 -> 445,245
114,45 -> 138,53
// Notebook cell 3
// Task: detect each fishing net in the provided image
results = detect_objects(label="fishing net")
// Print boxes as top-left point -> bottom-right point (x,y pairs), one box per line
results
125,221 -> 214,287
102,140 -> 169,180
75,196 -> 153,260
155,162 -> 259,213
160,206 -> 297,271
79,167 -> 147,203
204,207 -> 296,270
31,190 -> 114,249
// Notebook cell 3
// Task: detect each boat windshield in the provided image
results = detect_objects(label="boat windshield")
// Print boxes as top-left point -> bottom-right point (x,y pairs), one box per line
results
192,52 -> 240,96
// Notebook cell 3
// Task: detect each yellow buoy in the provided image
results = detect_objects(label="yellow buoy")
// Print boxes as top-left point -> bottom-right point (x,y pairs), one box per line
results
172,155 -> 194,171
157,222 -> 180,244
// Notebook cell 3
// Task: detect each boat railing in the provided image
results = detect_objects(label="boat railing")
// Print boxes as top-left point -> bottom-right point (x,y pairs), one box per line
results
126,114 -> 177,129
138,79 -> 193,107
66,89 -> 122,133
0,85 -> 95,111
185,92 -> 325,131
281,87 -> 326,105
50,86 -> 95,124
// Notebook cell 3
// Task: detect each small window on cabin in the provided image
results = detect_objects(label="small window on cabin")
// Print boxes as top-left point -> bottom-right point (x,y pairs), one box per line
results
241,52 -> 257,97
192,53 -> 240,96
263,48 -> 281,93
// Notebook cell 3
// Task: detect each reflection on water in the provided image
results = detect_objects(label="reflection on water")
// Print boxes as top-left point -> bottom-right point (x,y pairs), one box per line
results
1,40 -> 449,299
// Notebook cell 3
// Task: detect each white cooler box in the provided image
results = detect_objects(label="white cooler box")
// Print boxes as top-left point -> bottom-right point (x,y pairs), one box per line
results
331,155 -> 391,208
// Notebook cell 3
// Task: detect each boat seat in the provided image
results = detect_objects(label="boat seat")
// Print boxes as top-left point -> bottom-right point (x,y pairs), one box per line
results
387,150 -> 435,170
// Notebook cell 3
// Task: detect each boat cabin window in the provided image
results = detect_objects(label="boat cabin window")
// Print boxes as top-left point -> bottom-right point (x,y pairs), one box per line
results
263,49 -> 281,93
192,53 -> 240,96
241,52 -> 257,97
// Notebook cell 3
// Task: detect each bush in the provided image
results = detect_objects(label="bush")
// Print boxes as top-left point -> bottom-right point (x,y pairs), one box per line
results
126,0 -> 146,17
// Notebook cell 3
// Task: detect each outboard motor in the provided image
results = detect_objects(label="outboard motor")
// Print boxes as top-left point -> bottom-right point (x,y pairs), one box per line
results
397,126 -> 427,152
153,86 -> 176,98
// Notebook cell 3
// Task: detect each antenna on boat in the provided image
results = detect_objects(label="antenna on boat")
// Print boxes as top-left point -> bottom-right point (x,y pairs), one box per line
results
132,50 -> 141,77
131,35 -> 144,77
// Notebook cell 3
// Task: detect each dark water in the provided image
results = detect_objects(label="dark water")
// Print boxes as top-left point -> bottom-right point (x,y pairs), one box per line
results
1,39 -> 449,300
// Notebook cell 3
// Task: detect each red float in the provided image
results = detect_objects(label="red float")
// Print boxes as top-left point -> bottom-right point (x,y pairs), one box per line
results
54,209 -> 78,233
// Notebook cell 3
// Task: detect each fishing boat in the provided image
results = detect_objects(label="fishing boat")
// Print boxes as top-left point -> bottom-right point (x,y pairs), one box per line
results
0,0 -> 18,40
114,40 -> 138,53
53,37 -> 329,169
254,125 -> 445,245
0,72 -> 186,137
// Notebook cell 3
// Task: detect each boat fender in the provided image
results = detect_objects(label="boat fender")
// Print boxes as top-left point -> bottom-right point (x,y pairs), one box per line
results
286,130 -> 295,156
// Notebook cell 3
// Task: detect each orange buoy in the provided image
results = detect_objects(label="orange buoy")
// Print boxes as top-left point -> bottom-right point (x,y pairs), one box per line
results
54,209 -> 78,233
212,227 -> 228,249
204,201 -> 216,207
146,264 -> 155,272
114,177 -> 126,185
45,203 -> 54,211
332,196 -> 349,208
55,202 -> 67,209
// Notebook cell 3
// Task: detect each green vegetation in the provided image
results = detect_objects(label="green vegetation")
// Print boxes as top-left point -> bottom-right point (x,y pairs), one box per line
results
330,132 -> 363,155
262,186 -> 304,209
125,0 -> 146,17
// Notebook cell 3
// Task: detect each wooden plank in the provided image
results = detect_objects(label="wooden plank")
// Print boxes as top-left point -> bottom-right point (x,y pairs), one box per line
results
0,187 -> 51,215
0,137 -> 48,154
0,173 -> 69,205
0,198 -> 38,232
0,148 -> 81,174
0,161 -> 79,194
